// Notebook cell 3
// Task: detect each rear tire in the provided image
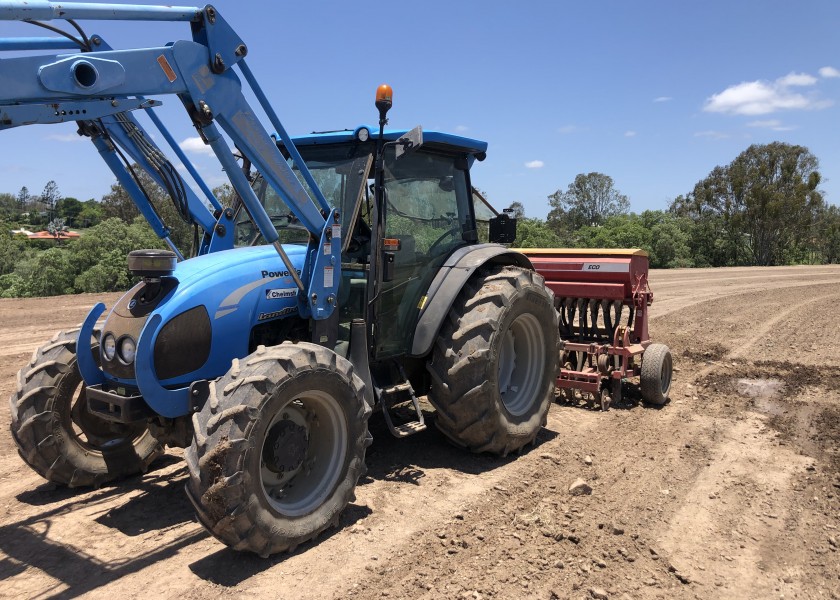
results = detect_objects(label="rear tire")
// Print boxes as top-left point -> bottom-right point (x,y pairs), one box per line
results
185,342 -> 370,557
9,329 -> 163,487
427,266 -> 559,456
640,343 -> 672,405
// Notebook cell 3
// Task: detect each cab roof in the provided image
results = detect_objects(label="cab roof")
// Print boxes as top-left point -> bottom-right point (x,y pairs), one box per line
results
288,127 -> 488,157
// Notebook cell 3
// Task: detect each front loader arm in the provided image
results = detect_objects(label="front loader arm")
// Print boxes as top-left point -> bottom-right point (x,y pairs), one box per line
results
0,1 -> 341,319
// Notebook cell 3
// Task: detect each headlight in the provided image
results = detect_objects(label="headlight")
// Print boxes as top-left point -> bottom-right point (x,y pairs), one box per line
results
102,334 -> 116,361
118,336 -> 137,364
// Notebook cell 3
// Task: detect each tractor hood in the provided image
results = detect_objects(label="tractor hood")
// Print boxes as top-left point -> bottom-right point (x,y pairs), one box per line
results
81,244 -> 309,418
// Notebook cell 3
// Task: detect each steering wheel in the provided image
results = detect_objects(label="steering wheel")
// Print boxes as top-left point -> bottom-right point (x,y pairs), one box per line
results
427,225 -> 462,256
250,214 -> 309,245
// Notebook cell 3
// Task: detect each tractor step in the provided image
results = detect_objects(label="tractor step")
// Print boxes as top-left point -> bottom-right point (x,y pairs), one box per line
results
376,381 -> 427,438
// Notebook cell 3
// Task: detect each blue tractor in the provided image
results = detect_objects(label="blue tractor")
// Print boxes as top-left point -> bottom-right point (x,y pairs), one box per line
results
2,2 -> 559,556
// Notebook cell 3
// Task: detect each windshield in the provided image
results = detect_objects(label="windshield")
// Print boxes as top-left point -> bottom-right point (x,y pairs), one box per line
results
234,143 -> 373,247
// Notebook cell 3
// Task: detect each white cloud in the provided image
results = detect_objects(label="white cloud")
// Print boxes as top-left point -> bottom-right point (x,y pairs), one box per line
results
704,72 -> 830,116
694,130 -> 730,140
777,72 -> 817,87
624,130 -> 637,137
747,119 -> 781,128
746,119 -> 795,131
524,160 -> 544,169
46,133 -> 83,143
819,66 -> 840,78
653,96 -> 673,103
179,136 -> 215,157
557,125 -> 579,135
455,125 -> 469,133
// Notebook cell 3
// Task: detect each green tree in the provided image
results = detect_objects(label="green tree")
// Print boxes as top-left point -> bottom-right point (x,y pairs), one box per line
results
69,217 -> 164,293
733,143 -> 822,265
0,222 -> 29,275
507,201 -> 525,218
576,213 -> 651,250
547,173 -> 630,236
16,186 -> 30,212
0,193 -> 17,220
101,179 -> 141,222
20,247 -> 74,297
677,143 -> 823,266
0,273 -> 26,298
514,218 -> 563,248
40,180 -> 62,221
645,212 -> 695,268
815,204 -> 840,264
212,183 -> 238,209
57,197 -> 84,226
78,199 -> 104,227
101,168 -> 195,254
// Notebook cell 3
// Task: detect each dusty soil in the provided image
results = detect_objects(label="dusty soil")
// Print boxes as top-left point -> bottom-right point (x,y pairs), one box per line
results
1,266 -> 839,600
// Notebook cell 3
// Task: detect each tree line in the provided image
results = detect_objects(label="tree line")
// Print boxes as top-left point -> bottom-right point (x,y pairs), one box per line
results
0,173 -> 201,298
512,142 -> 840,268
0,141 -> 837,298
0,181 -> 105,228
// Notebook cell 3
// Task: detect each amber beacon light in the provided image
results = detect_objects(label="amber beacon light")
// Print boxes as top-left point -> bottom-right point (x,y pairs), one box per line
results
376,83 -> 392,124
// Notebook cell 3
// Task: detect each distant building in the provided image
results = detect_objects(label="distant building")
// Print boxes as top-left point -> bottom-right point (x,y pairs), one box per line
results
11,228 -> 81,240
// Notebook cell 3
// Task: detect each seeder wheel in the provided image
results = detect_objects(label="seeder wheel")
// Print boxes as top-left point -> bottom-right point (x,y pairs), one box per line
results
640,343 -> 672,405
600,388 -> 611,411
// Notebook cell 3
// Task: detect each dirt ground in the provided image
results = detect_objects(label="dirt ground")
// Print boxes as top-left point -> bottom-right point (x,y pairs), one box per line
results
1,265 -> 839,600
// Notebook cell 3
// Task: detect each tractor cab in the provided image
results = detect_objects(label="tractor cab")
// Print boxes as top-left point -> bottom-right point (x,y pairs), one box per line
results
234,127 -> 493,358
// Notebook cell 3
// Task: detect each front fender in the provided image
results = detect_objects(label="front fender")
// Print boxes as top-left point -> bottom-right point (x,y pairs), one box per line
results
76,302 -> 105,386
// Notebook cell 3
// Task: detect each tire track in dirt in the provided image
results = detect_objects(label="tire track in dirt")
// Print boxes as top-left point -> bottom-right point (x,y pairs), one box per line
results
648,277 -> 840,598
727,291 -> 840,360
651,268 -> 840,290
657,413 -> 810,597
651,277 -> 840,319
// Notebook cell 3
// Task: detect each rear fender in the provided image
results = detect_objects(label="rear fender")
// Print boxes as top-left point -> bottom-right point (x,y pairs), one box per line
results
409,244 -> 532,357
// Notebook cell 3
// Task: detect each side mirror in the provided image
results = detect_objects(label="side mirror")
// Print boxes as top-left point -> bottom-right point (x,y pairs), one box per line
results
489,211 -> 517,244
395,125 -> 423,159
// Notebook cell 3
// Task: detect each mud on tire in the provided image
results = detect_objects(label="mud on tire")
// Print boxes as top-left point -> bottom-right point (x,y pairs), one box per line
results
9,329 -> 163,487
427,265 -> 559,456
185,342 -> 371,557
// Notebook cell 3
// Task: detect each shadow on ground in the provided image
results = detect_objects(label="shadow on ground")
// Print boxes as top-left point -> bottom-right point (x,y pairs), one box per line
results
0,461 -> 207,599
3,405 -> 563,594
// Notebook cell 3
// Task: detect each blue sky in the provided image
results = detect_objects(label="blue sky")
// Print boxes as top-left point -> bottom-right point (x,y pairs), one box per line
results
1,0 -> 839,219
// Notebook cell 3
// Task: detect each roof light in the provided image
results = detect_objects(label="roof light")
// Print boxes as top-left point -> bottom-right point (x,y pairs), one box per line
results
375,84 -> 392,109
375,84 -> 392,122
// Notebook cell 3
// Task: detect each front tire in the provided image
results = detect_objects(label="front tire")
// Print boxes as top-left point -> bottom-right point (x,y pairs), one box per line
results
427,266 -> 559,455
185,342 -> 370,557
9,329 -> 163,487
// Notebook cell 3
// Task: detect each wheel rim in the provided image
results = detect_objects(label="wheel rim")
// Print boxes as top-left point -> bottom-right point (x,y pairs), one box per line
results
260,391 -> 348,517
660,352 -> 673,396
497,313 -> 546,416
